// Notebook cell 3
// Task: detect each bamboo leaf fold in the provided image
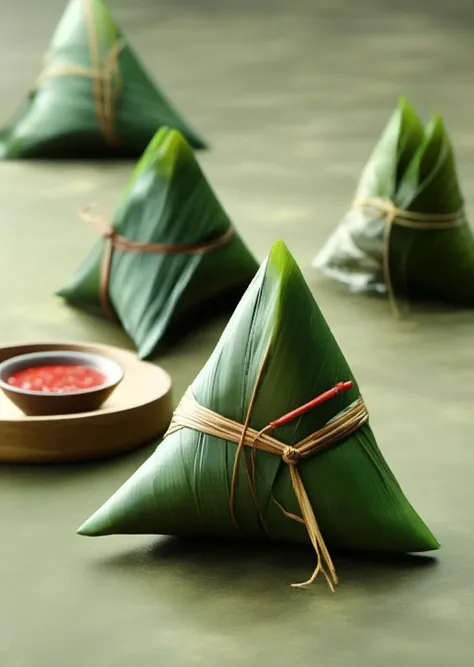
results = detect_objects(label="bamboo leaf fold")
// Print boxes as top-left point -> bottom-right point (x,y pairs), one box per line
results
79,241 -> 439,574
0,0 -> 207,159
313,97 -> 474,305
57,128 -> 258,358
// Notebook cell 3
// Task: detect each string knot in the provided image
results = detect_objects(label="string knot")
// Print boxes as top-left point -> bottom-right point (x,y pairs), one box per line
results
282,446 -> 301,466
102,227 -> 116,240
377,198 -> 398,223
355,196 -> 397,223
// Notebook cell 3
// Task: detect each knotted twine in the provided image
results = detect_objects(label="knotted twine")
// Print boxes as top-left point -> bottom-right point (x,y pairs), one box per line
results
352,196 -> 466,316
80,205 -> 235,321
36,0 -> 123,147
165,360 -> 369,590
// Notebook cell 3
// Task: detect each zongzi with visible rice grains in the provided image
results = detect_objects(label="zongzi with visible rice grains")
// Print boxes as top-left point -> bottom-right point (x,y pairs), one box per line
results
0,0 -> 206,159
78,240 -> 439,590
56,127 -> 258,359
313,97 -> 474,311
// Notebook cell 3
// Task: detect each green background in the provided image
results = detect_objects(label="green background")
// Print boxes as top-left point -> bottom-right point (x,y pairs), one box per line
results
1,0 -> 473,665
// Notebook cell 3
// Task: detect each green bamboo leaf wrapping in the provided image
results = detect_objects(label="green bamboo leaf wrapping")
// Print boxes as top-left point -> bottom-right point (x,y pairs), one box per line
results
0,0 -> 206,159
313,99 -> 424,293
358,97 -> 425,200
313,98 -> 474,305
79,241 -> 438,557
56,128 -> 258,358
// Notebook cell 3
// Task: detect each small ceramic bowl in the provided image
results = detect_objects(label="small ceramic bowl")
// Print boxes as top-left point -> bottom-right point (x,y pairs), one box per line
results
0,350 -> 124,416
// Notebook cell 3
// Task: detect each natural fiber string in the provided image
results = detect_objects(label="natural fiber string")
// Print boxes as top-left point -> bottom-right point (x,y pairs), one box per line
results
165,388 -> 369,590
352,195 -> 466,317
80,205 -> 235,321
36,0 -> 123,146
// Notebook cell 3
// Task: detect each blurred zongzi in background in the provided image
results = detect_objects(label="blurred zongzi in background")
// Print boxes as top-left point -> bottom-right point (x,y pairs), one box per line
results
57,128 -> 257,358
0,0 -> 206,159
78,241 -> 439,590
313,97 -> 474,310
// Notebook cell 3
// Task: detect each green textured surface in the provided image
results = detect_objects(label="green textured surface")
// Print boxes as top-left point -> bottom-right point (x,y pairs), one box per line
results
0,0 -> 206,158
316,98 -> 474,302
57,127 -> 258,358
1,0 -> 474,665
79,241 -> 438,555
371,101 -> 474,302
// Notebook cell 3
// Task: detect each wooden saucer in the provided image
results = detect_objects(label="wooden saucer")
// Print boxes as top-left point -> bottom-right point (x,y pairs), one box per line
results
0,342 -> 172,463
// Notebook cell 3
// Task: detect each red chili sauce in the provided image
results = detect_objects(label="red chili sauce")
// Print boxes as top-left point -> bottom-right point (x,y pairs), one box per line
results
8,365 -> 106,393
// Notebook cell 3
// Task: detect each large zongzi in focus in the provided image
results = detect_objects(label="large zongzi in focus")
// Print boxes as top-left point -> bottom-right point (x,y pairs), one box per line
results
78,241 -> 439,589
313,97 -> 474,308
57,127 -> 258,358
0,0 -> 206,159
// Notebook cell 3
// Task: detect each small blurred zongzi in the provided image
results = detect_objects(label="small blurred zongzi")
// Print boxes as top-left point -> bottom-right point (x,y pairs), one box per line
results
78,241 -> 439,590
57,128 -> 258,358
313,97 -> 474,309
0,0 -> 206,159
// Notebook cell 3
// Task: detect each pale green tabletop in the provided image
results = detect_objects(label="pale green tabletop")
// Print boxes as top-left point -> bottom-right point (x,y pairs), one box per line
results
1,1 -> 474,665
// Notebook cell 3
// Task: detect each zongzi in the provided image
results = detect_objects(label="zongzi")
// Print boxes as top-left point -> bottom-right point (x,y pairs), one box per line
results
313,97 -> 474,310
78,240 -> 439,590
0,0 -> 206,159
56,127 -> 258,359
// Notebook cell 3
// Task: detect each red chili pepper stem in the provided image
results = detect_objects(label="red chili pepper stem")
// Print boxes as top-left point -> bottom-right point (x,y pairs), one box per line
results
269,381 -> 353,430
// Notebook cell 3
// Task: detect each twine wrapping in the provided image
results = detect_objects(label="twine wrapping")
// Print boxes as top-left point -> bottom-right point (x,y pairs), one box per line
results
36,0 -> 123,146
352,195 -> 466,316
166,386 -> 369,591
80,205 -> 235,321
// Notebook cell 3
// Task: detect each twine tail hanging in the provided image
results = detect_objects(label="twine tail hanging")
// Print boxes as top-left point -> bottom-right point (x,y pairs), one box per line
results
166,379 -> 369,591
352,195 -> 466,317
80,205 -> 117,321
232,352 -> 339,592
79,204 -> 235,322
287,462 -> 337,590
